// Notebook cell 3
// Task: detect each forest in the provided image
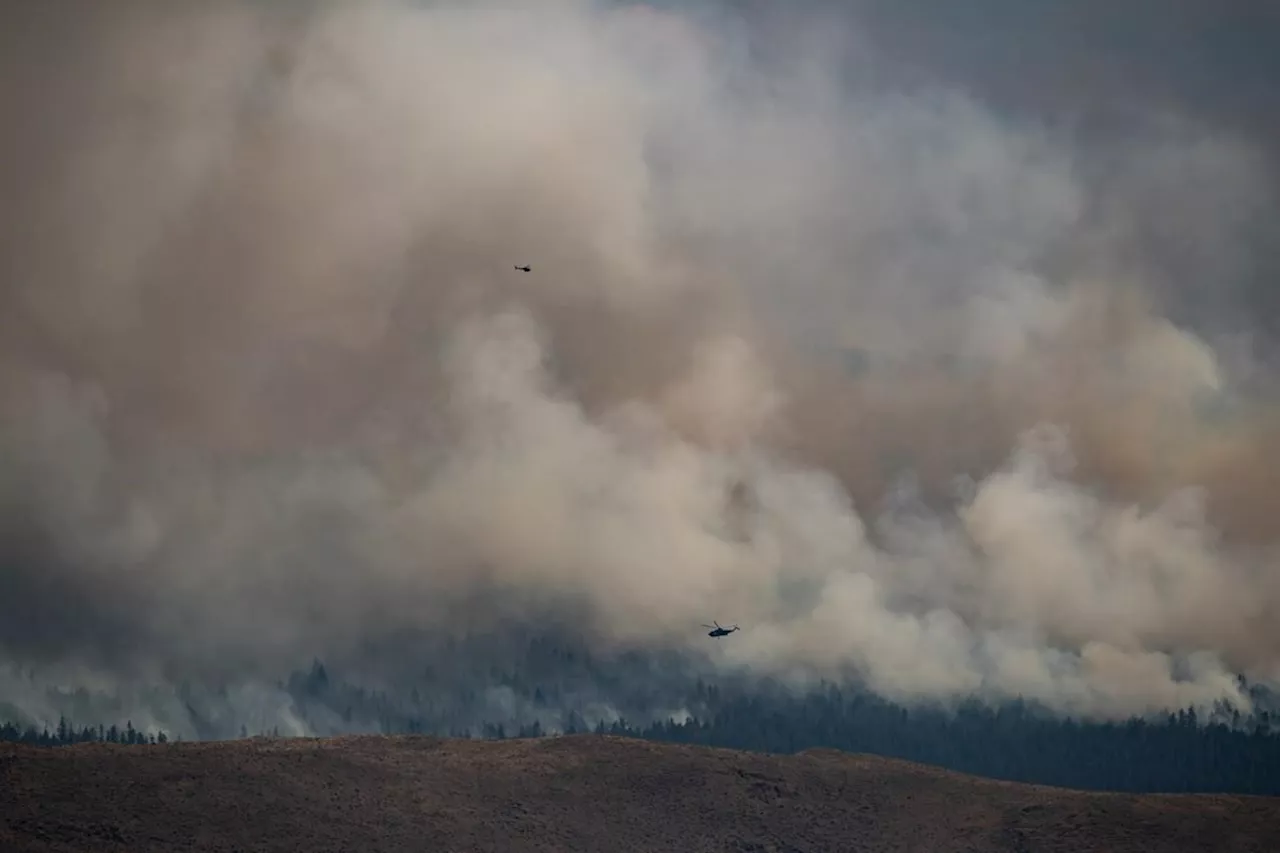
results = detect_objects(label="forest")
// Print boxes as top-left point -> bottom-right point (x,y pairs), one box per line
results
4,645 -> 1280,796
2,718 -> 166,747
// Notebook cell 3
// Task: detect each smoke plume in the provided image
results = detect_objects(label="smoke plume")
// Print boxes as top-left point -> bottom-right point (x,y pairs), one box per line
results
2,0 -> 1279,730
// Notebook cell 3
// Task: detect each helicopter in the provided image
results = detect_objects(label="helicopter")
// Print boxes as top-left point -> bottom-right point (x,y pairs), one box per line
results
703,621 -> 739,638
514,264 -> 531,272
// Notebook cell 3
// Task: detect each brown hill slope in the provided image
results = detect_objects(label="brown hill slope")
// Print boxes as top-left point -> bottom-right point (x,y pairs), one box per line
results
1,734 -> 1277,852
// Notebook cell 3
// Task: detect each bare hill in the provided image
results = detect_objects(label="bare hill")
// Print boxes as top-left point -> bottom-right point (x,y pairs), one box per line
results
2,734 -> 1277,852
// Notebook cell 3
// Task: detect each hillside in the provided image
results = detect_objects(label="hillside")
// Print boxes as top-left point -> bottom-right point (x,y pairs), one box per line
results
2,735 -> 1278,852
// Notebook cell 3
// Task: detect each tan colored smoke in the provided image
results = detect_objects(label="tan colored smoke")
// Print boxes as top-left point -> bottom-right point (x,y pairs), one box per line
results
0,0 -> 1277,720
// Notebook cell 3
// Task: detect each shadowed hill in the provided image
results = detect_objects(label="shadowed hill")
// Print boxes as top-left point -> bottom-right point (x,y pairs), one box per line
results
2,735 -> 1278,852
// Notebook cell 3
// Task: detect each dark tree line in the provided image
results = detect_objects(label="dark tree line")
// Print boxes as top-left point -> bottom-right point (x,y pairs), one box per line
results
1,717 -> 169,747
608,688 -> 1280,795
485,683 -> 1280,796
5,646 -> 1280,797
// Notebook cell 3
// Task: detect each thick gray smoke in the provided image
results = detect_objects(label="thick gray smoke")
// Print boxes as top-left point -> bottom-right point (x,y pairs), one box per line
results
3,0 -> 1280,734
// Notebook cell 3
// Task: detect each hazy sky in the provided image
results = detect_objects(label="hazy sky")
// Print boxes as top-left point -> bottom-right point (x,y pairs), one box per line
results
1,0 -> 1279,725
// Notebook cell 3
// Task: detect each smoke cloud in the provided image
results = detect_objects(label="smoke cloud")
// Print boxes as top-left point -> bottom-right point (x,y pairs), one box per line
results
2,0 -> 1279,728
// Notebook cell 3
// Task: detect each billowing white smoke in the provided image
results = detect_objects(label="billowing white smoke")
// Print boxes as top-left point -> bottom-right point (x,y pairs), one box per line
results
1,0 -> 1277,729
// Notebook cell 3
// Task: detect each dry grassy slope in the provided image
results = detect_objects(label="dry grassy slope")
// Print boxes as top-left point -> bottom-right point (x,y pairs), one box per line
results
1,734 -> 1277,853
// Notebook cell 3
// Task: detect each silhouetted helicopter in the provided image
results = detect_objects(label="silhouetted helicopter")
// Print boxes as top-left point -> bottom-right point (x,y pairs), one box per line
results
703,621 -> 739,638
514,264 -> 531,272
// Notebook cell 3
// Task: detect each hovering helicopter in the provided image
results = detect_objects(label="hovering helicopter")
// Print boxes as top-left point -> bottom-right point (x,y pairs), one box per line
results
703,621 -> 739,638
514,264 -> 531,272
